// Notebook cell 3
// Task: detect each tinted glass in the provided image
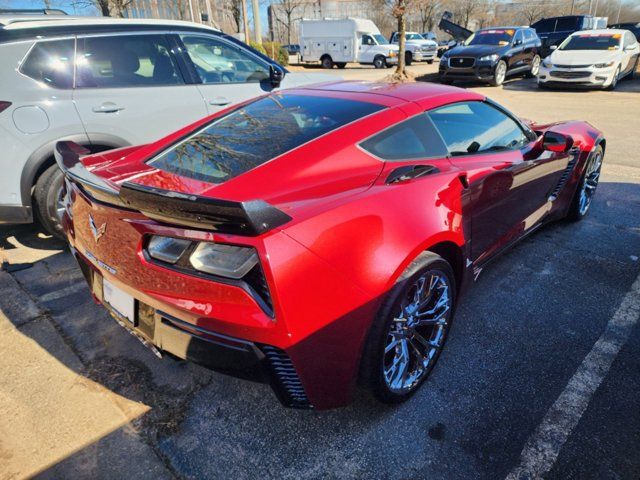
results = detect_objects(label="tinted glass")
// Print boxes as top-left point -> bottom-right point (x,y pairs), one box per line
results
466,29 -> 515,46
148,94 -> 384,184
181,34 -> 269,84
555,17 -> 579,31
428,102 -> 528,156
362,35 -> 375,46
77,35 -> 183,88
21,39 -> 74,89
559,33 -> 621,50
360,115 -> 448,161
531,18 -> 556,33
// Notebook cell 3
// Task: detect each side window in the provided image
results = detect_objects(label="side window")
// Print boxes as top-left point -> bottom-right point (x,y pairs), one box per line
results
624,32 -> 636,48
77,34 -> 183,88
531,18 -> 555,33
21,39 -> 74,89
180,35 -> 269,84
362,35 -> 374,46
513,30 -> 524,44
428,102 -> 528,156
555,17 -> 577,32
360,115 -> 448,161
524,30 -> 535,42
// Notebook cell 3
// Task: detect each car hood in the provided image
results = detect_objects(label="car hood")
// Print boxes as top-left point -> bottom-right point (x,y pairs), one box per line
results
407,39 -> 437,47
446,44 -> 503,57
548,49 -> 620,64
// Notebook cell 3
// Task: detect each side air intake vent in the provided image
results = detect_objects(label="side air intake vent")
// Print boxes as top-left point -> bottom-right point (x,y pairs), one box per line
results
548,148 -> 580,201
261,345 -> 312,409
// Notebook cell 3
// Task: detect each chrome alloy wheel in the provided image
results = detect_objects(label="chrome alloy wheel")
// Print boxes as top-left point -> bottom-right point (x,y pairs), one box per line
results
530,56 -> 541,76
494,61 -> 507,85
383,271 -> 452,394
55,184 -> 66,223
578,150 -> 603,216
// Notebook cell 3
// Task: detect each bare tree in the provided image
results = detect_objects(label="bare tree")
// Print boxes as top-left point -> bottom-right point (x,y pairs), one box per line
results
72,0 -> 132,17
272,0 -> 306,45
415,0 -> 441,33
521,0 -> 553,25
220,0 -> 243,33
388,0 -> 412,80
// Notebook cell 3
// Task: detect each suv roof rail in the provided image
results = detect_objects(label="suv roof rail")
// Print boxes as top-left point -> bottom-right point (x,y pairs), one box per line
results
0,8 -> 67,15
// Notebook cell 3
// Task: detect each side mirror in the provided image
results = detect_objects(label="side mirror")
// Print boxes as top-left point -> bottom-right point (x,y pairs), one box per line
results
514,39 -> 523,46
269,64 -> 284,88
542,131 -> 573,153
550,45 -> 558,51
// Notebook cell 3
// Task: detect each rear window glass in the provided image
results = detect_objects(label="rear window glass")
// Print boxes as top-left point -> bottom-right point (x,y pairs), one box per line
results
360,115 -> 448,161
148,94 -> 384,184
21,39 -> 74,89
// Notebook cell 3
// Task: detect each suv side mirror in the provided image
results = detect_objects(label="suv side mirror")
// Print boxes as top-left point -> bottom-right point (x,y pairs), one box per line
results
269,64 -> 284,88
514,38 -> 523,46
542,131 -> 573,152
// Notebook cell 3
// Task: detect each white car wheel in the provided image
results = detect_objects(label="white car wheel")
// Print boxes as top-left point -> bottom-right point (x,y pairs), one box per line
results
607,65 -> 621,90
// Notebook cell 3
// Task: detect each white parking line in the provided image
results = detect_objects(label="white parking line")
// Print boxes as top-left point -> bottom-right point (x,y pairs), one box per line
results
39,282 -> 88,303
507,272 -> 640,480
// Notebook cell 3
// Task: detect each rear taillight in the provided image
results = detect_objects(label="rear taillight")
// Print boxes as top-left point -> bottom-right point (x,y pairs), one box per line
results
0,102 -> 11,114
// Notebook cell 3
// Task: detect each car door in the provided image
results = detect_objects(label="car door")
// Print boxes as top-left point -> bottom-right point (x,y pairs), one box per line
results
359,34 -> 376,63
177,33 -> 279,115
73,33 -> 208,146
427,101 -> 570,264
509,30 -> 526,70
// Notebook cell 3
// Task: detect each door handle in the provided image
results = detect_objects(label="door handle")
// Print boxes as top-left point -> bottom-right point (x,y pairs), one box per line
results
92,102 -> 125,113
209,97 -> 230,106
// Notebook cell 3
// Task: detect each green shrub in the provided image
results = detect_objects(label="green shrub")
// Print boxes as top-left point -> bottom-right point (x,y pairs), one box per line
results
262,41 -> 289,66
249,41 -> 267,55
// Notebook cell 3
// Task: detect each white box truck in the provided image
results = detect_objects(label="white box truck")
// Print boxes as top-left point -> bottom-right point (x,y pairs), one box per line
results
299,18 -> 399,69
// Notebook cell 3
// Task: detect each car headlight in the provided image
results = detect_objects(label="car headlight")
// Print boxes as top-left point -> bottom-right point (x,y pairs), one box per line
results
542,59 -> 553,68
479,54 -> 499,62
594,61 -> 615,68
189,242 -> 258,279
147,236 -> 191,264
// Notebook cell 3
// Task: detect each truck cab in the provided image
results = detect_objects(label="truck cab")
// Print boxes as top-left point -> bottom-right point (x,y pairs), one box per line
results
531,15 -> 595,57
389,31 -> 438,64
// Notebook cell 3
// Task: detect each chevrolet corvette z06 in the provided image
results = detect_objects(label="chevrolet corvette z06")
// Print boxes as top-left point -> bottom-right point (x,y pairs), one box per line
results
56,81 -> 605,409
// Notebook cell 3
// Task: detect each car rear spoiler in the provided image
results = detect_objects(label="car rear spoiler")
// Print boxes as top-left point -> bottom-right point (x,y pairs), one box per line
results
54,141 -> 292,236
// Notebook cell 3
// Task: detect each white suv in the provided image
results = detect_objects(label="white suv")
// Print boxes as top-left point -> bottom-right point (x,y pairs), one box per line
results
0,16 -> 331,236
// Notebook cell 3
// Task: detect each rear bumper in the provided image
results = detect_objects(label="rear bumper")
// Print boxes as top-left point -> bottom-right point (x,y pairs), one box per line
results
0,205 -> 32,224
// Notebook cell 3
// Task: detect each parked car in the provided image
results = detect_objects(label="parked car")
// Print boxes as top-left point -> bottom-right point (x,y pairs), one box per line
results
56,81 -> 605,409
609,22 -> 640,42
299,18 -> 398,69
0,15 -> 333,237
538,29 -> 639,90
389,31 -> 438,64
531,15 -> 596,57
439,27 -> 542,86
282,43 -> 300,55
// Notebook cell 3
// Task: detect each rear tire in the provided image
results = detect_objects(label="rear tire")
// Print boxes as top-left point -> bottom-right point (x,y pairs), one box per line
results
336,62 -> 347,69
321,55 -> 334,69
427,59 -> 434,64
361,252 -> 456,404
34,163 -> 66,240
404,51 -> 413,66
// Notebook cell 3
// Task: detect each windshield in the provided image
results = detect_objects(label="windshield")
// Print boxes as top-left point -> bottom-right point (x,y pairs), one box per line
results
147,94 -> 383,184
373,34 -> 387,44
465,29 -> 515,46
559,33 -> 621,50
405,33 -> 424,40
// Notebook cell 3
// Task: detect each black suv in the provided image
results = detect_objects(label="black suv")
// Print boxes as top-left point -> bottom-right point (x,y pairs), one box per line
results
531,15 -> 594,57
439,27 -> 542,86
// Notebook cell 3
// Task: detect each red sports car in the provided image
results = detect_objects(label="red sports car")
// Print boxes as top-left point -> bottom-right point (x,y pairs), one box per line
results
56,81 -> 604,409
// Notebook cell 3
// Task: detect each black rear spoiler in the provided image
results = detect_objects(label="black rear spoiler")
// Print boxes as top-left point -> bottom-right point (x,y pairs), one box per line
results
54,141 -> 292,236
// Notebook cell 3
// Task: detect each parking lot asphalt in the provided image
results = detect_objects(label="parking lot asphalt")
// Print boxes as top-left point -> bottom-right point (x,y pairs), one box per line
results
1,65 -> 639,480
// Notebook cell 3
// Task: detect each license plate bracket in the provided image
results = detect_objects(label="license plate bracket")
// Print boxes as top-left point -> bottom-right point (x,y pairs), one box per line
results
102,278 -> 135,324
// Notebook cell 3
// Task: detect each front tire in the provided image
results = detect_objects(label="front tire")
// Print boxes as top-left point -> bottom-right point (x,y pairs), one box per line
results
566,145 -> 604,221
373,56 -> 386,69
490,60 -> 507,86
34,163 -> 66,240
606,65 -> 621,90
427,59 -> 434,64
361,252 -> 456,404
404,51 -> 413,66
